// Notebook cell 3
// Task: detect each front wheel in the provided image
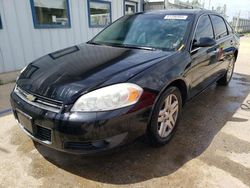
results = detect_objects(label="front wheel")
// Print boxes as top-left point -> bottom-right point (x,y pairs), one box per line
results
217,57 -> 235,86
147,87 -> 182,146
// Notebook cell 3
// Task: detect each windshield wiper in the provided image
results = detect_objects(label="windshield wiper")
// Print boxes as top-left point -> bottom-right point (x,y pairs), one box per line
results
123,45 -> 157,51
88,41 -> 156,51
108,43 -> 157,51
87,41 -> 102,45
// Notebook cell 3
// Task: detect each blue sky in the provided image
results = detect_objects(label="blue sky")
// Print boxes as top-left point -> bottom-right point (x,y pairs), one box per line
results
147,0 -> 250,21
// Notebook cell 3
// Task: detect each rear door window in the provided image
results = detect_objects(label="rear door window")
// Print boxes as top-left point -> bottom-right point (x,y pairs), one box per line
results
210,15 -> 228,39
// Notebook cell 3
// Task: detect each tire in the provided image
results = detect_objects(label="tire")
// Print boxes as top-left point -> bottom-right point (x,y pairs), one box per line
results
147,86 -> 182,146
217,57 -> 235,86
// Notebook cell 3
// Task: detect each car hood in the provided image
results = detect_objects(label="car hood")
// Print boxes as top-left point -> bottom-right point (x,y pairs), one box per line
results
17,43 -> 174,104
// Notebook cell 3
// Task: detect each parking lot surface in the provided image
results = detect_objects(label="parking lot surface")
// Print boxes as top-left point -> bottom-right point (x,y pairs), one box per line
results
0,37 -> 250,188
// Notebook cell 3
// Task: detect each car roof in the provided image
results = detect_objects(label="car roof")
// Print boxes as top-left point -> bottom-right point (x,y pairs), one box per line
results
143,9 -> 220,17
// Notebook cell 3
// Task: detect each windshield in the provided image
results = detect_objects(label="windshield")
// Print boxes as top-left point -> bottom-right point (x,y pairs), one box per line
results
91,13 -> 194,51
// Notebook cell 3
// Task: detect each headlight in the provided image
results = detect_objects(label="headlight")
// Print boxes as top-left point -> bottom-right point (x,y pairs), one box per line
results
71,83 -> 143,112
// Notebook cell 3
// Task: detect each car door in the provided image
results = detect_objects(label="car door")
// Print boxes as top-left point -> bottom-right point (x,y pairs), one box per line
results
210,15 -> 233,77
189,14 -> 217,98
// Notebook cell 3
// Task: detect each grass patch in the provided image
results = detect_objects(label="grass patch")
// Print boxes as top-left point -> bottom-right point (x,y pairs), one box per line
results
0,79 -> 16,85
238,31 -> 250,36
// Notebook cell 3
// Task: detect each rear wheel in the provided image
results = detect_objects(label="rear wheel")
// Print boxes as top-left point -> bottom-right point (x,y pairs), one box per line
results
217,57 -> 235,85
147,87 -> 182,146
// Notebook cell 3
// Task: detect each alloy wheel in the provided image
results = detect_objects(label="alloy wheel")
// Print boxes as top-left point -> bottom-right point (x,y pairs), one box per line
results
157,94 -> 179,138
227,59 -> 234,82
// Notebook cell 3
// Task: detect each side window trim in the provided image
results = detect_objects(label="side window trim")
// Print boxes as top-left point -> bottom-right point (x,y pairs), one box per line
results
222,17 -> 230,36
208,15 -> 215,39
225,19 -> 234,35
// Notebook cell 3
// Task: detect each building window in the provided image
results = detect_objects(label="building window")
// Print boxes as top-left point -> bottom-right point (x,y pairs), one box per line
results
88,0 -> 112,28
30,0 -> 71,29
124,0 -> 138,15
0,15 -> 2,29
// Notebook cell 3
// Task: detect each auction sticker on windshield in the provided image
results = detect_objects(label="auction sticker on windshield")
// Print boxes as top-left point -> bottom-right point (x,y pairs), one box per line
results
164,15 -> 188,20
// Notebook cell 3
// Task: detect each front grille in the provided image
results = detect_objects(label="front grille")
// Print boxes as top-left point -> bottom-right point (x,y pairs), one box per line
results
35,125 -> 52,142
64,142 -> 96,150
14,86 -> 63,113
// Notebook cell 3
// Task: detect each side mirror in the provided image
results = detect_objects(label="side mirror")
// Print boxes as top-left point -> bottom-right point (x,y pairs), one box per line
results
193,37 -> 216,48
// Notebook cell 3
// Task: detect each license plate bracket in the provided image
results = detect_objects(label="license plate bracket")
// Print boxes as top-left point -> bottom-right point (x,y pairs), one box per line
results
16,110 -> 34,134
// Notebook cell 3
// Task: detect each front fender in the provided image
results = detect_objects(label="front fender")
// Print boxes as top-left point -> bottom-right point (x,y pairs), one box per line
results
129,51 -> 191,95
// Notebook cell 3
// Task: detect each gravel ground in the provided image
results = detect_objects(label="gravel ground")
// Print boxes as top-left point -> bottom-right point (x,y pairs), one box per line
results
0,37 -> 250,188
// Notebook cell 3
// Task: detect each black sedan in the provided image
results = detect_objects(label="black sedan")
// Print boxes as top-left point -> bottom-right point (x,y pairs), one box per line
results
11,9 -> 239,154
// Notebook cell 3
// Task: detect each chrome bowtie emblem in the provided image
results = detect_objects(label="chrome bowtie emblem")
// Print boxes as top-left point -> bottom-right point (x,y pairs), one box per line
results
26,94 -> 36,102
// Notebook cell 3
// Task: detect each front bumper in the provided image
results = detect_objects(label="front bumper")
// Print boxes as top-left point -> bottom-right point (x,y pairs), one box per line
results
10,91 -> 153,155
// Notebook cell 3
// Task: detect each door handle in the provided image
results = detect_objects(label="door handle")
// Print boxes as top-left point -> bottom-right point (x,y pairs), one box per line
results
230,40 -> 234,45
207,47 -> 217,53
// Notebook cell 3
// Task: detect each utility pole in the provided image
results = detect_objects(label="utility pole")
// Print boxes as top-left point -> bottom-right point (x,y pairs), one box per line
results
208,0 -> 211,10
164,0 -> 169,9
235,11 -> 241,33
